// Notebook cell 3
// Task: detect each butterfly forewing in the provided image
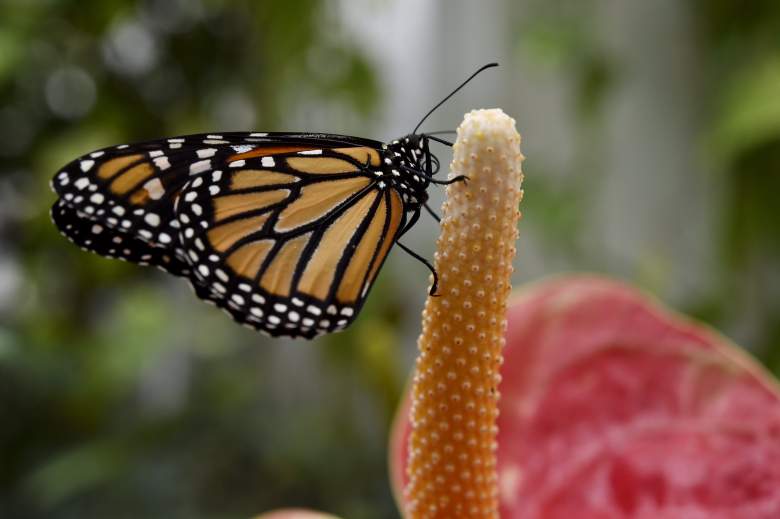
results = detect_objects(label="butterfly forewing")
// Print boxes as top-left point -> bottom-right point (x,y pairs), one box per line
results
175,146 -> 405,338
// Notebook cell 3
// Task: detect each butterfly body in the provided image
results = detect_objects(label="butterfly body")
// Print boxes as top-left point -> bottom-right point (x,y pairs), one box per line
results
51,131 -> 438,338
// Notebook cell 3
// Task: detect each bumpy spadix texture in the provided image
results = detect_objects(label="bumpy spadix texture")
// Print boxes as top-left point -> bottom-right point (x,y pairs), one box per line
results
404,109 -> 524,518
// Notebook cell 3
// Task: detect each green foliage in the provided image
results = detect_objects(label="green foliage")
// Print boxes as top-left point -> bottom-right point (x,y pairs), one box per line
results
512,0 -> 780,372
0,1 -> 392,518
694,0 -> 780,370
2,0 -> 779,517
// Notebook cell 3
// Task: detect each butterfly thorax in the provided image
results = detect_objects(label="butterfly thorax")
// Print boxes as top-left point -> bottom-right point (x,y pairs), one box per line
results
381,134 -> 434,210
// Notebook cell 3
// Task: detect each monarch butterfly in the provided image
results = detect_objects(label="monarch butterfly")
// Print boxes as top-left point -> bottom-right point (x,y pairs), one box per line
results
51,64 -> 497,339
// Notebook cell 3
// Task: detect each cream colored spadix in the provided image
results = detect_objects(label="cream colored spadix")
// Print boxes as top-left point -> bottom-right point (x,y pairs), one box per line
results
405,109 -> 524,518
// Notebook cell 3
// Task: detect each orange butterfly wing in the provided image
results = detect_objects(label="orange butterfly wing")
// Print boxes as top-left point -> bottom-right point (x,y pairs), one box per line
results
176,145 -> 404,338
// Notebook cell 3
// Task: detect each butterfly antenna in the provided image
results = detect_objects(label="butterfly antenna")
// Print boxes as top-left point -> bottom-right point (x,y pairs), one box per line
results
412,62 -> 499,136
426,135 -> 454,147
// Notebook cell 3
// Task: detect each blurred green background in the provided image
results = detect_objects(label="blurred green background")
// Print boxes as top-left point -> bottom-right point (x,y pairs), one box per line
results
1,0 -> 779,518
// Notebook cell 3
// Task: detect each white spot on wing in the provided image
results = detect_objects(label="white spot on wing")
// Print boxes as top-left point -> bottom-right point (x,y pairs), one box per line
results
189,159 -> 211,175
144,213 -> 161,227
197,148 -> 217,158
143,178 -> 165,200
261,156 -> 275,167
154,156 -> 171,170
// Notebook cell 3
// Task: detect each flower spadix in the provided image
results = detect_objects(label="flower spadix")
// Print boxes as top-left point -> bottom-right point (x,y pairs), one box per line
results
404,109 -> 524,518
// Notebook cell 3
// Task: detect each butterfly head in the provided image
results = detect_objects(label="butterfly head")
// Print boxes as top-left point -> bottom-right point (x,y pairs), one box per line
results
388,62 -> 497,212
384,133 -> 438,210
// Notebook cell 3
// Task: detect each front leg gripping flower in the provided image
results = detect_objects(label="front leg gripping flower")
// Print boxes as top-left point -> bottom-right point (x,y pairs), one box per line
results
405,109 -> 524,518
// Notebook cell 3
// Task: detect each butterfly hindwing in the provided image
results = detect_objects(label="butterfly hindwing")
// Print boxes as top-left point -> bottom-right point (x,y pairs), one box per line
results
50,133 -> 290,255
175,146 -> 406,338
51,200 -> 191,276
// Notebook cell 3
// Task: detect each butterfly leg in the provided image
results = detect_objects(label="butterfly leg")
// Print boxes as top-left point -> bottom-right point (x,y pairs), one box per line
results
431,154 -> 441,175
430,175 -> 468,186
424,202 -> 441,222
396,240 -> 439,296
395,208 -> 440,294
426,135 -> 454,147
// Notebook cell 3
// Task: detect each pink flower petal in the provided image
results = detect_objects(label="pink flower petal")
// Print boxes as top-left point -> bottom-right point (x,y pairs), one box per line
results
391,275 -> 780,519
253,509 -> 341,519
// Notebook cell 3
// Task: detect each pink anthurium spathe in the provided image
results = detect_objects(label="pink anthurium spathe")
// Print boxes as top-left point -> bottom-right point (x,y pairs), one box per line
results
391,275 -> 780,519
253,509 -> 342,519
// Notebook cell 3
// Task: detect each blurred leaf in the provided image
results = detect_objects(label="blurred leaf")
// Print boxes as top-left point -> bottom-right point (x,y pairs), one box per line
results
26,440 -> 129,508
1,1 -> 389,517
710,54 -> 780,163
0,30 -> 23,82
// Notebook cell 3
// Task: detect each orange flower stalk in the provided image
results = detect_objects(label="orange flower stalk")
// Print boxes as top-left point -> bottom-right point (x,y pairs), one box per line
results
404,109 -> 524,518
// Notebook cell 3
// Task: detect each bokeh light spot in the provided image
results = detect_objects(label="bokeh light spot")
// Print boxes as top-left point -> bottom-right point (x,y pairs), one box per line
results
44,66 -> 97,119
102,20 -> 159,76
